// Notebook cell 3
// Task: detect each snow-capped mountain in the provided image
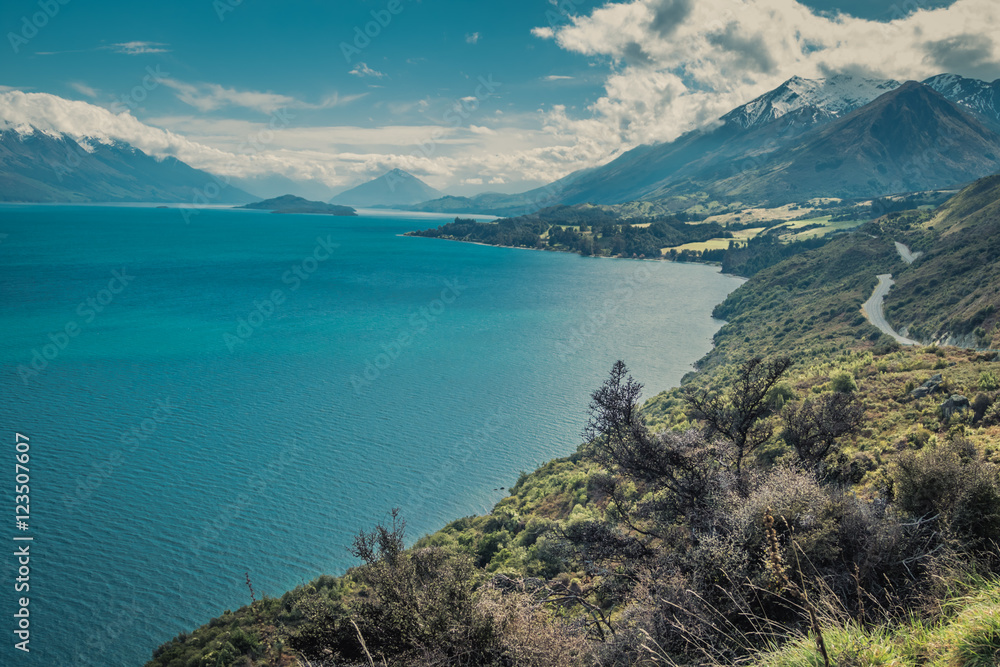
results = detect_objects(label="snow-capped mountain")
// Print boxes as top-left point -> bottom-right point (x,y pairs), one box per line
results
923,73 -> 1000,128
446,74 -> 1000,211
721,75 -> 902,129
0,126 -> 256,203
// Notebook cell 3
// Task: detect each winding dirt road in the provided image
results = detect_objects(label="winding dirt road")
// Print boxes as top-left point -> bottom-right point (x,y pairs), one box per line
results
861,274 -> 920,346
894,241 -> 922,265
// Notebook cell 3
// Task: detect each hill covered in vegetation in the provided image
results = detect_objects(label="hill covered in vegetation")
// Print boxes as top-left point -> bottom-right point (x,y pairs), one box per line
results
238,195 -> 357,216
150,176 -> 1000,667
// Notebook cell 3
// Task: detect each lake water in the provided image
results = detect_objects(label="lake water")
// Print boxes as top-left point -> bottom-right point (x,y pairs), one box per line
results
0,204 -> 743,665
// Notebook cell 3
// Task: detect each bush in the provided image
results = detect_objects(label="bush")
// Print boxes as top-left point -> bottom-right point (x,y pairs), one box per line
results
980,371 -> 1000,392
831,370 -> 858,393
893,441 -> 1000,550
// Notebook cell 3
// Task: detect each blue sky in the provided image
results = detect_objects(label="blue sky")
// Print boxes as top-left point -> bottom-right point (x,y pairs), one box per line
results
0,0 -> 994,196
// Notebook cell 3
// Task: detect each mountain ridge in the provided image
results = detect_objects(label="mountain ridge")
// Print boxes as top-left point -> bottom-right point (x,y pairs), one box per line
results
406,74 -> 1000,214
0,127 -> 256,203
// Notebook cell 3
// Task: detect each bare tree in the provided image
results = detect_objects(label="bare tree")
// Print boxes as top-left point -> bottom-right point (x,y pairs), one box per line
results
685,356 -> 792,475
782,393 -> 865,466
583,361 -> 730,540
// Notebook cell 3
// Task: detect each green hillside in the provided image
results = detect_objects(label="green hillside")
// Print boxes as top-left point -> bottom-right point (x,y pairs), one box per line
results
883,176 -> 1000,346
148,177 -> 1000,667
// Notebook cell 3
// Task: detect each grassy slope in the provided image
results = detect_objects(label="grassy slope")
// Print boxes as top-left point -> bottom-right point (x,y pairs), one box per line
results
147,178 -> 1000,667
757,577 -> 1000,667
884,175 -> 1000,346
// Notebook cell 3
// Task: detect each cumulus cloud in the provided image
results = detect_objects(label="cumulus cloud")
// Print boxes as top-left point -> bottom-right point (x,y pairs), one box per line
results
533,0 -> 1000,152
349,62 -> 385,79
923,33 -> 999,80
466,32 -> 481,44
7,2 -> 996,196
0,90 -> 593,191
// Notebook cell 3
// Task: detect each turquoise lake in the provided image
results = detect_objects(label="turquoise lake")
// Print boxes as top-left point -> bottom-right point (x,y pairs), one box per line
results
0,205 -> 744,665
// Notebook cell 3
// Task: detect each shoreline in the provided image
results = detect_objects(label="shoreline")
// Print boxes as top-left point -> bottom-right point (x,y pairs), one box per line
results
402,231 -> 746,275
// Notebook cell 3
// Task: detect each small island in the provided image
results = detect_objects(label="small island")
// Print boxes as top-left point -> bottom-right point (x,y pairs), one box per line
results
237,194 -> 357,216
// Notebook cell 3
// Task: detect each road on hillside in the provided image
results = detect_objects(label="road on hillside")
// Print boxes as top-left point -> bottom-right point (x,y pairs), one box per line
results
861,274 -> 920,346
894,241 -> 922,265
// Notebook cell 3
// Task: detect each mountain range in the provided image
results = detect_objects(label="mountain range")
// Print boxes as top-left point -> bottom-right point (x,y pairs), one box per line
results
3,74 -> 999,210
405,74 -> 1000,214
0,128 -> 255,204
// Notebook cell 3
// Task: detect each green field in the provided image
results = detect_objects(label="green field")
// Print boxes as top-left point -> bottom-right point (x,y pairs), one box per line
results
662,227 -> 764,253
776,215 -> 866,240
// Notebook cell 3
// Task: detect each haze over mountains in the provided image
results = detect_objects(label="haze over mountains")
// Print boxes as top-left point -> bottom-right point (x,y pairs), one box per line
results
2,73 -> 999,210
0,128 -> 255,203
330,168 -> 443,207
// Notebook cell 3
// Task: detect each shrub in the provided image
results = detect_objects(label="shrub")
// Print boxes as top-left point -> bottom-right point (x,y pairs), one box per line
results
893,441 -> 1000,551
979,371 -> 1000,392
782,393 -> 865,465
831,370 -> 858,393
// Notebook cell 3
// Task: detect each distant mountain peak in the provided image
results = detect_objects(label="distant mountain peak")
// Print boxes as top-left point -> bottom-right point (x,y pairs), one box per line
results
330,169 -> 444,207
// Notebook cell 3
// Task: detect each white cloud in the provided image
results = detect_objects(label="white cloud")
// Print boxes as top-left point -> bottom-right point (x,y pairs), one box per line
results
466,32 -> 481,44
532,0 -> 1000,151
9,0 -> 994,200
349,62 -> 385,79
111,41 -> 170,55
0,90 -> 588,191
544,75 -> 575,81
69,82 -> 98,98
160,79 -> 300,113
158,79 -> 360,114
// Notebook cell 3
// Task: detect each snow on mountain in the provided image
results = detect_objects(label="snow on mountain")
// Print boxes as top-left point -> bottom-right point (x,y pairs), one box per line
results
722,75 -> 902,129
0,90 -> 322,185
923,74 -> 1000,126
